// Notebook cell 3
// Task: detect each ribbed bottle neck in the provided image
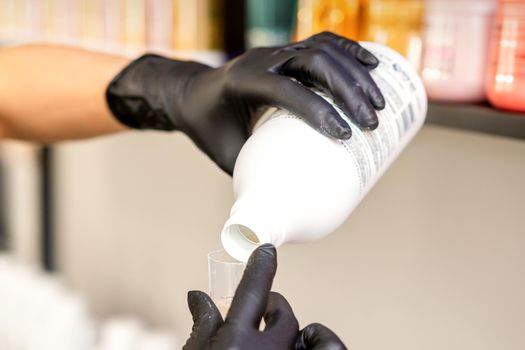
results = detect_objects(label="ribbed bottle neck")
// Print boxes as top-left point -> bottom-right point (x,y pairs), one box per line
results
221,203 -> 284,262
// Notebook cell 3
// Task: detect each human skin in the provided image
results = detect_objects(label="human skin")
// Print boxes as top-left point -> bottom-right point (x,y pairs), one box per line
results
0,44 -> 129,141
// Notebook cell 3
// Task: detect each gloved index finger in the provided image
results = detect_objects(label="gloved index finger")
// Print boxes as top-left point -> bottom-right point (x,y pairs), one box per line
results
226,243 -> 277,328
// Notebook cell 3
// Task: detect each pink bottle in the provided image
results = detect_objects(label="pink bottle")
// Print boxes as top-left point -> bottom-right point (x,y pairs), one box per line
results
486,0 -> 525,112
422,0 -> 497,102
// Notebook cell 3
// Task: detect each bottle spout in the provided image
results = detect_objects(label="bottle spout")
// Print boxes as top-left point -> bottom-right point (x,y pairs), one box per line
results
221,209 -> 281,262
221,224 -> 260,262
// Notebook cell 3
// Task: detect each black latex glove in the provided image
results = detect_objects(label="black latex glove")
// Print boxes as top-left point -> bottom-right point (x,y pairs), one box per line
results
183,244 -> 348,350
295,323 -> 348,350
107,32 -> 385,175
183,244 -> 299,350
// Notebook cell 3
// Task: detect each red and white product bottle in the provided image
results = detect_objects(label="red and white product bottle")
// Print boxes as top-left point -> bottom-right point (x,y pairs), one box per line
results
221,42 -> 428,262
422,0 -> 497,102
486,0 -> 525,112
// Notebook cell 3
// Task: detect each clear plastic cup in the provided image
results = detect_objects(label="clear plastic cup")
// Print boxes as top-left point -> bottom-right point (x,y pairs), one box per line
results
207,250 -> 246,317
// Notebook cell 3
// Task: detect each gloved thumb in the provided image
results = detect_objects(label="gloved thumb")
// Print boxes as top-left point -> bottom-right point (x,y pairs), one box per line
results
183,290 -> 224,350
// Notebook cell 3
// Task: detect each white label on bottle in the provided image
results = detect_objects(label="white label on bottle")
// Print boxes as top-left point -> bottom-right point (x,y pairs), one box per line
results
332,47 -> 424,195
264,44 -> 426,197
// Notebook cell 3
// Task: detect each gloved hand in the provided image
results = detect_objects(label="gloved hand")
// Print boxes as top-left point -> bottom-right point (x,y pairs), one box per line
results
183,244 -> 299,349
183,244 -> 348,350
107,32 -> 384,175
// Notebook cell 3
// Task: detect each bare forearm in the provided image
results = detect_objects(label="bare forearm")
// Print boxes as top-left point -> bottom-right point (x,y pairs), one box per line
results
0,44 -> 130,142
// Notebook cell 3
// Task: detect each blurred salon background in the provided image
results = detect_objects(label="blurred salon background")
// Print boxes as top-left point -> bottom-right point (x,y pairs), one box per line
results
1,0 -> 525,349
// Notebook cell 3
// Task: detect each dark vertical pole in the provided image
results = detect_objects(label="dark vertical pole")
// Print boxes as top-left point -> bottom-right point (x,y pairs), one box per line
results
41,146 -> 54,271
224,0 -> 246,59
0,152 -> 7,251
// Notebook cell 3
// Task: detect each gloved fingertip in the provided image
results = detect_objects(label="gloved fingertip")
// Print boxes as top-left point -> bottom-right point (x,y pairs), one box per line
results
188,290 -> 199,297
335,126 -> 352,140
366,58 -> 379,69
187,290 -> 215,316
187,290 -> 203,310
252,243 -> 277,261
188,290 -> 205,300
320,120 -> 352,140
317,109 -> 352,140
358,49 -> 379,67
353,102 -> 379,131
365,118 -> 379,130
360,117 -> 379,130
372,94 -> 386,111
258,243 -> 276,250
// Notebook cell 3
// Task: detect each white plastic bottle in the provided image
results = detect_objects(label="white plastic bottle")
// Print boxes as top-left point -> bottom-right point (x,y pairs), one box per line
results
221,42 -> 428,262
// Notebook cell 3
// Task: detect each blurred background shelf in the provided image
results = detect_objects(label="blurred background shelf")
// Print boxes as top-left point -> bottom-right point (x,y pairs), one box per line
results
426,103 -> 525,141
